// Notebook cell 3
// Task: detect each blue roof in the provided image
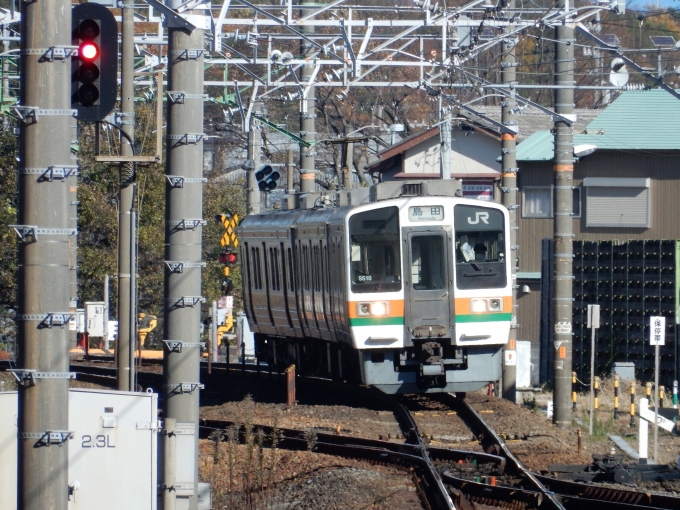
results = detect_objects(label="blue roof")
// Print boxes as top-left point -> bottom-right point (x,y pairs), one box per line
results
516,89 -> 680,161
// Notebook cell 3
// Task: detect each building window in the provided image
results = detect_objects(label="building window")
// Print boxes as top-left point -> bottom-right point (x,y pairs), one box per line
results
522,186 -> 581,218
523,187 -> 552,218
584,178 -> 650,228
572,187 -> 582,218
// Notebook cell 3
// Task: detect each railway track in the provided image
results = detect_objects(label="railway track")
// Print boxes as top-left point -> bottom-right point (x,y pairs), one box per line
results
7,359 -> 680,510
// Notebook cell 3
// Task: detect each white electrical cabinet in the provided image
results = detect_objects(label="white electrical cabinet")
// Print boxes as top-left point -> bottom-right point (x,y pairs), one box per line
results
0,388 -> 159,510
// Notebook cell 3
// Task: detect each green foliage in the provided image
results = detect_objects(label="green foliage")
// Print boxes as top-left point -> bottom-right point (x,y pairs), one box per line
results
0,130 -> 17,310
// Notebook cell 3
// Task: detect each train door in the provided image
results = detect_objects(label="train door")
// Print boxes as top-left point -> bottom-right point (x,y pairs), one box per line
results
402,226 -> 455,341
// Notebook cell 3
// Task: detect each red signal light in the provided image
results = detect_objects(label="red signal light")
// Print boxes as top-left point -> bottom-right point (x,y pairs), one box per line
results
219,252 -> 238,266
79,42 -> 99,61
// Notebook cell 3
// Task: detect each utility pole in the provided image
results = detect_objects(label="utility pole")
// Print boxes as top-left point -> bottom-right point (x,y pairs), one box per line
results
16,0 -> 73,508
552,0 -> 575,429
440,109 -> 451,180
287,145 -> 295,194
299,0 -> 316,193
246,100 -> 261,215
163,2 -> 206,508
117,2 -> 136,391
501,1 -> 518,403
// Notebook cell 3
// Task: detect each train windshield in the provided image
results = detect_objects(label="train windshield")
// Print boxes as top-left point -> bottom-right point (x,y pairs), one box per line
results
348,206 -> 402,293
454,205 -> 507,290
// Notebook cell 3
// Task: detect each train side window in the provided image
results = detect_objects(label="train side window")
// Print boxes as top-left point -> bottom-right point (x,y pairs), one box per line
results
242,244 -> 250,289
313,245 -> 321,292
348,206 -> 401,293
302,245 -> 310,291
269,247 -> 281,291
410,235 -> 445,290
252,247 -> 263,290
454,205 -> 507,290
287,247 -> 295,291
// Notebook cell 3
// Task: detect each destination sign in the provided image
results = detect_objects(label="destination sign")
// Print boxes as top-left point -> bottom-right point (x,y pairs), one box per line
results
408,206 -> 444,222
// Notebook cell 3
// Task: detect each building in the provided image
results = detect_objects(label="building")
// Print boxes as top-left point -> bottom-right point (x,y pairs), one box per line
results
367,108 -> 598,203
514,89 -> 680,382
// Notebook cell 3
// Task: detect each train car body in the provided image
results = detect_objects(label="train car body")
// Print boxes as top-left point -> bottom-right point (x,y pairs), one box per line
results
238,180 -> 512,394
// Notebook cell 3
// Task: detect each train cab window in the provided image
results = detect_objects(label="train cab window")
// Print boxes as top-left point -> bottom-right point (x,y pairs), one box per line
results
348,206 -> 401,293
454,205 -> 507,290
410,235 -> 445,290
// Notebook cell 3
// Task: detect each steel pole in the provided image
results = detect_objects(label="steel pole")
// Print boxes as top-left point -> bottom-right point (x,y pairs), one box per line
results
17,0 -> 73,508
129,207 -> 138,390
163,6 -> 205,508
440,109 -> 451,180
552,2 -> 575,429
287,145 -> 295,194
589,325 -> 595,435
501,3 -> 518,402
69,164 -> 78,351
246,101 -> 261,215
117,3 -> 136,391
104,273 -> 110,351
299,0 -> 316,193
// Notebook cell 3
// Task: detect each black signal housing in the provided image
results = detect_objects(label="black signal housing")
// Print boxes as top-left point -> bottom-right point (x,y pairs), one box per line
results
72,3 -> 118,122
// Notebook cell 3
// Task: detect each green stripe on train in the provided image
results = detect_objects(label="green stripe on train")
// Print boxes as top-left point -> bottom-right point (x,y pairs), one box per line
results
349,316 -> 405,327
455,313 -> 512,323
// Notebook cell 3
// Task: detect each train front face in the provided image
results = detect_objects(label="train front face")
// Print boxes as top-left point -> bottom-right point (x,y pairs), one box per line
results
347,198 -> 512,394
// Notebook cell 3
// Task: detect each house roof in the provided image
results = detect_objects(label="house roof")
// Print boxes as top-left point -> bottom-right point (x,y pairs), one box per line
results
472,106 -> 600,142
515,90 -> 680,161
366,119 -> 500,173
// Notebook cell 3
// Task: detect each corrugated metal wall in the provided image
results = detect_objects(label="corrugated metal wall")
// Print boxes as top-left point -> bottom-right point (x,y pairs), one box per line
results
517,151 -> 680,273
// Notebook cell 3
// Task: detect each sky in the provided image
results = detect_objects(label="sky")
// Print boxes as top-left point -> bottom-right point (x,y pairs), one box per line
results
627,0 -> 678,9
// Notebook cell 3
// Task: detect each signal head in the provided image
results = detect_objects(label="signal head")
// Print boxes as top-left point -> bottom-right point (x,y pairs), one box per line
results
78,19 -> 100,40
79,41 -> 99,61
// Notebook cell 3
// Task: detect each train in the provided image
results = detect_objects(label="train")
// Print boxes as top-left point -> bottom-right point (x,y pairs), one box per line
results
238,179 -> 512,394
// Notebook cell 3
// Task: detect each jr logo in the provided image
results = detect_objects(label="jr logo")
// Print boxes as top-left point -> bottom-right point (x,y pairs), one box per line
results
467,212 -> 489,225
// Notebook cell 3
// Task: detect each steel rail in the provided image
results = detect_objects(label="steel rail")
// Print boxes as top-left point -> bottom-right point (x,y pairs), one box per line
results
441,393 -> 567,510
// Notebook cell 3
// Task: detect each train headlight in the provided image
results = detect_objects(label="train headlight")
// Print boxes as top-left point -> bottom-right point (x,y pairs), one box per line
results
370,302 -> 388,316
470,299 -> 488,313
470,298 -> 503,313
356,301 -> 390,317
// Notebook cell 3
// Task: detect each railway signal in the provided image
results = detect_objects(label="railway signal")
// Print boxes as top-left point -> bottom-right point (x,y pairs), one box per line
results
72,3 -> 118,122
256,164 -> 281,191
215,212 -> 239,248
216,213 -> 239,296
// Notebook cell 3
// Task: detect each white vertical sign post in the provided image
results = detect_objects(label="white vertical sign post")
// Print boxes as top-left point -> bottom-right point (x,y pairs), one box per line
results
587,305 -> 600,436
649,315 -> 665,464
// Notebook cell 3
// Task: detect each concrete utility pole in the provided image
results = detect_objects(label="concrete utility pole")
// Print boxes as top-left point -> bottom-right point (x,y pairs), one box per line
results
246,101 -> 261,215
163,3 -> 206,508
16,0 -> 74,508
501,2 -> 518,403
117,3 -> 136,391
552,0 -> 575,429
440,109 -> 451,180
299,0 -> 316,194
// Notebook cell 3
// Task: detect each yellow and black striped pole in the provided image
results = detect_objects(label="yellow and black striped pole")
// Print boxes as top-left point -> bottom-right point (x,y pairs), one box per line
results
659,385 -> 665,409
630,381 -> 636,427
572,372 -> 577,410
646,381 -> 652,405
594,376 -> 600,411
613,374 -> 619,419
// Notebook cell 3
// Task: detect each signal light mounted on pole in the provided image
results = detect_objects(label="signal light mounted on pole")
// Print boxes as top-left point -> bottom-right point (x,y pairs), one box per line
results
72,3 -> 118,122
256,165 -> 281,191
